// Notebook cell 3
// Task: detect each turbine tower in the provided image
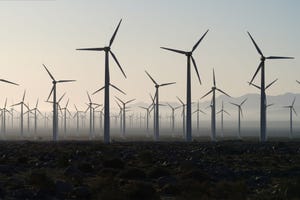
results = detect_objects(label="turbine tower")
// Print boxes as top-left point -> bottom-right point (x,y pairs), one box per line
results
161,30 -> 208,142
230,98 -> 247,139
145,70 -> 175,141
177,96 -> 186,138
43,64 -> 75,141
201,69 -> 230,141
283,97 -> 297,139
247,32 -> 294,142
216,101 -> 229,138
27,99 -> 42,140
77,19 -> 126,144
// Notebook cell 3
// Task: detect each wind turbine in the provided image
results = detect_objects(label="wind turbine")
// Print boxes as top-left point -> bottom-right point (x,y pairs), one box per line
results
11,90 -> 28,138
43,64 -> 75,141
230,98 -> 247,139
145,70 -> 175,141
115,101 -> 123,134
60,99 -> 71,138
216,101 -> 230,138
115,97 -> 135,138
193,101 -> 206,136
247,32 -> 294,142
27,99 -> 42,140
139,104 -> 152,135
161,30 -> 208,142
176,96 -> 186,138
201,69 -> 230,141
77,19 -> 126,144
85,92 -> 101,140
283,97 -> 297,139
166,103 -> 181,136
74,104 -> 84,135
0,98 -> 10,136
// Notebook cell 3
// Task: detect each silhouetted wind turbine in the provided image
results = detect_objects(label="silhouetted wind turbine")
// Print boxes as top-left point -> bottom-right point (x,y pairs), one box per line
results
230,98 -> 247,139
201,69 -> 230,141
27,99 -> 42,139
77,19 -> 126,144
167,103 -> 181,136
145,70 -> 176,141
176,96 -> 187,138
115,97 -> 135,138
139,104 -> 152,135
43,64 -> 75,141
247,32 -> 294,142
86,92 -> 100,140
74,104 -> 84,135
193,101 -> 206,135
60,99 -> 71,138
283,97 -> 297,139
11,90 -> 28,138
161,30 -> 208,142
0,98 -> 10,136
216,101 -> 229,138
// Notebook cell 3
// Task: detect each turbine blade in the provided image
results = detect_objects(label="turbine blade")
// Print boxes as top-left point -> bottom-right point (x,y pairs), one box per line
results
248,81 -> 261,90
76,48 -> 105,51
167,103 -> 173,109
74,104 -> 78,112
109,19 -> 122,47
265,78 -> 278,90
249,61 -> 263,84
176,96 -> 184,105
247,32 -> 264,57
35,98 -> 39,108
0,79 -> 19,86
296,80 -> 300,85
216,110 -> 222,115
115,100 -> 122,109
4,98 -> 7,108
213,68 -> 216,87
292,97 -> 296,106
267,103 -> 274,108
115,96 -> 125,104
216,88 -> 231,97
43,64 -> 55,81
110,51 -> 127,78
191,56 -> 201,84
65,99 -> 69,108
230,102 -> 239,107
160,82 -> 176,87
126,99 -> 135,104
110,83 -> 126,95
92,86 -> 105,95
57,80 -> 76,83
240,98 -> 247,106
200,90 -> 213,99
160,47 -> 186,55
47,86 -> 54,101
22,90 -> 26,102
11,102 -> 22,107
192,29 -> 209,52
58,92 -> 66,103
293,108 -> 297,116
87,91 -> 92,103
145,70 -> 158,85
200,110 -> 206,115
266,56 -> 294,59
240,108 -> 244,118
224,110 -> 230,116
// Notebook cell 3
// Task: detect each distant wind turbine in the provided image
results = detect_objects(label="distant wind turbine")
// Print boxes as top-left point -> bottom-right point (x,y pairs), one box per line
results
176,97 -> 186,138
74,104 -> 84,135
230,98 -> 247,139
283,97 -> 297,139
216,101 -> 230,138
201,69 -> 230,141
115,97 -> 135,138
11,90 -> 28,138
161,30 -> 208,142
247,32 -> 294,142
167,103 -> 181,136
193,101 -> 206,136
60,99 -> 71,138
43,64 -> 75,141
145,70 -> 176,141
77,19 -> 126,144
139,104 -> 152,135
27,99 -> 42,140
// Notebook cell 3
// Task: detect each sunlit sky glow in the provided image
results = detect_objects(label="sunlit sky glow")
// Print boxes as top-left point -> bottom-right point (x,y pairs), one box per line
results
0,0 -> 299,111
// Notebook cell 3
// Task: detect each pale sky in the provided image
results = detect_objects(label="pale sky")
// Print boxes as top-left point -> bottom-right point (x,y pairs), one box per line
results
0,0 -> 299,111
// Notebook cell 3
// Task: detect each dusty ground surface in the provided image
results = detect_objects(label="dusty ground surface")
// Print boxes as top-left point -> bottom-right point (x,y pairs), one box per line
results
0,140 -> 299,199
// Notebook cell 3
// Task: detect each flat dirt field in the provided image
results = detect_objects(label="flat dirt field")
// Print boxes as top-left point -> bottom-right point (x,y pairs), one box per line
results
0,140 -> 299,199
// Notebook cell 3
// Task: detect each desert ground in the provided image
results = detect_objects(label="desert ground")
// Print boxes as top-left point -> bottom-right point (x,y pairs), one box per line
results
0,138 -> 299,199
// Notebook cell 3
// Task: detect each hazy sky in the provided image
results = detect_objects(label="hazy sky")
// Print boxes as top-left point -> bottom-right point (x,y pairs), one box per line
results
0,0 -> 299,111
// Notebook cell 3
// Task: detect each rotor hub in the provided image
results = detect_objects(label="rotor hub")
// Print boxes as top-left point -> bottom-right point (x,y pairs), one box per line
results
186,52 -> 192,56
104,46 -> 110,51
261,56 -> 265,61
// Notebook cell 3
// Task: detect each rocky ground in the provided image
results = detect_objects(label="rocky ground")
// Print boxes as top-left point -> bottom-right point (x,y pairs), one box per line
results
0,140 -> 300,199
